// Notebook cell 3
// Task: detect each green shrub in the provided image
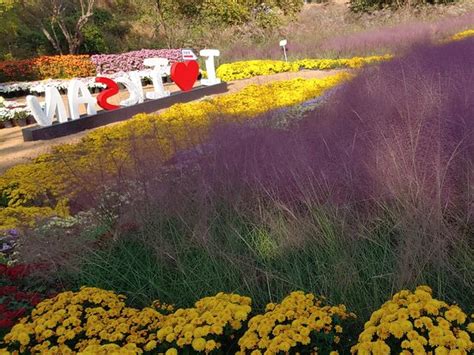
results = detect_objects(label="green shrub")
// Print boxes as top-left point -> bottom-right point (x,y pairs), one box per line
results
199,0 -> 253,25
198,0 -> 303,26
274,0 -> 305,15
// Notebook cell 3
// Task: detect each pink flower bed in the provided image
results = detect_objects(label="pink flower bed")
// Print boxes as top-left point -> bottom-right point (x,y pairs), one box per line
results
91,49 -> 183,74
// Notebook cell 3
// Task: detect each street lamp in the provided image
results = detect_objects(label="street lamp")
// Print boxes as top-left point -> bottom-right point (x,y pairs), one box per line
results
280,39 -> 288,62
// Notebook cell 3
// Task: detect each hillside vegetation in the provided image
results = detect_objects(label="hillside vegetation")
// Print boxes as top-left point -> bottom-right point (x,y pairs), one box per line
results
0,0 -> 473,62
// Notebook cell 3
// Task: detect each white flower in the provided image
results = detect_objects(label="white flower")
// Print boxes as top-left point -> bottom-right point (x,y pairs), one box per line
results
0,105 -> 30,121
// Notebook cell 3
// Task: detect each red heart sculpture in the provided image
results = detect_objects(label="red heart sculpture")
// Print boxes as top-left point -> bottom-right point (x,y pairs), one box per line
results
171,60 -> 200,92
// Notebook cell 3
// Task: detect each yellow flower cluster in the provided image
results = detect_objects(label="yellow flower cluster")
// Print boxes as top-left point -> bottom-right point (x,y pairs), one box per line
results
451,29 -> 474,41
237,291 -> 356,354
76,344 -> 177,355
78,343 -> 143,354
0,206 -> 58,229
154,292 -> 252,353
2,287 -> 163,354
216,60 -> 297,81
215,55 -> 391,81
1,289 -> 252,354
0,74 -> 350,230
152,300 -> 175,314
294,55 -> 393,70
351,285 -> 474,354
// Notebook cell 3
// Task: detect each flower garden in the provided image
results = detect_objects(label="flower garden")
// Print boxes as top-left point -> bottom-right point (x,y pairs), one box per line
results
0,283 -> 472,354
0,26 -> 473,354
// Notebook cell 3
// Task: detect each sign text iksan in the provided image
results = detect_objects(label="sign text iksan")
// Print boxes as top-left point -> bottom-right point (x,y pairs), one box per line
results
27,49 -> 221,127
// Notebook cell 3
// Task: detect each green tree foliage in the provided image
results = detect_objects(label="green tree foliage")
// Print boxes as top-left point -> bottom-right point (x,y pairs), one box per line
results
200,0 -> 251,26
81,8 -> 130,54
0,0 -> 304,59
0,0 -> 20,59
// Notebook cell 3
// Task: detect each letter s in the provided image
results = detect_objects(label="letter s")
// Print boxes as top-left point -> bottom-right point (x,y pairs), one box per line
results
95,77 -> 120,111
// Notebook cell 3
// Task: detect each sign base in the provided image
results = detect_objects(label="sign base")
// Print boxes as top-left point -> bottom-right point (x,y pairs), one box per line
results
22,83 -> 228,142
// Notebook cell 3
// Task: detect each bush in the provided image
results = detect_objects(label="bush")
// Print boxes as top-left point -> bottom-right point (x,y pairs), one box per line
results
352,286 -> 474,353
238,291 -> 356,354
200,0 -> 252,25
153,293 -> 252,353
274,0 -> 305,15
2,287 -> 163,353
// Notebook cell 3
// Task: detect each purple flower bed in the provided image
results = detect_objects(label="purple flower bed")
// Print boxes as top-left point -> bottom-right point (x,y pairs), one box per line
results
91,49 -> 183,74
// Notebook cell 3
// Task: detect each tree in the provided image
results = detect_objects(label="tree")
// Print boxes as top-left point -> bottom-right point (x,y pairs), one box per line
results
0,0 -> 20,58
18,0 -> 96,54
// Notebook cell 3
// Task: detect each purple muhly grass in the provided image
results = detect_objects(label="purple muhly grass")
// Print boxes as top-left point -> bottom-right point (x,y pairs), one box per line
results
318,12 -> 474,57
221,11 -> 474,61
170,39 -> 474,217
72,39 -> 473,230
59,39 -> 473,297
153,39 -> 473,289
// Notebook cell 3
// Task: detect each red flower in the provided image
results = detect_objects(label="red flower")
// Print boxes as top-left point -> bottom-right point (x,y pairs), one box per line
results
5,308 -> 26,319
14,291 -> 28,301
0,318 -> 14,328
29,293 -> 42,306
0,264 -> 7,275
0,286 -> 17,296
0,304 -> 7,313
6,265 -> 30,280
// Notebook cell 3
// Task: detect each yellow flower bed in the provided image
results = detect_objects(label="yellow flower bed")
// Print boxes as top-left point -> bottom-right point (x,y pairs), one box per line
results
451,29 -> 474,41
216,60 -> 298,81
215,55 -> 392,81
351,286 -> 474,354
0,73 -> 351,230
2,287 -> 163,354
294,55 -> 393,70
1,288 -> 251,354
237,291 -> 356,354
2,285 -> 470,354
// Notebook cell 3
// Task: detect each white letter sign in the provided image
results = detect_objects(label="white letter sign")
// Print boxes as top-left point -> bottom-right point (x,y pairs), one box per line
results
115,76 -> 142,107
200,49 -> 221,86
68,80 -> 97,120
26,87 -> 68,127
143,58 -> 170,99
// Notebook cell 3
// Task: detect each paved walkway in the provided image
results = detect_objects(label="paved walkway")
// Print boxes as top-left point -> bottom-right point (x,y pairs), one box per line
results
0,69 -> 343,173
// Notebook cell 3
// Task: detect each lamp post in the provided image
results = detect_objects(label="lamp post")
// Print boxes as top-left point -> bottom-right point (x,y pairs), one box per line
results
280,39 -> 288,62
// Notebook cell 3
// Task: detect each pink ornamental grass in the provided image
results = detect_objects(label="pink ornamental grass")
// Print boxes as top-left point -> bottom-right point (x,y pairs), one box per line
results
169,39 -> 474,212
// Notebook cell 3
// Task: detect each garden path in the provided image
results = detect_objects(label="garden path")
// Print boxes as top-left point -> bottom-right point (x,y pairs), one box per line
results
0,69 -> 343,173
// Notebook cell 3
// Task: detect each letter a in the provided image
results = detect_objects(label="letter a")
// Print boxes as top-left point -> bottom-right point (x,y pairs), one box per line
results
26,87 -> 68,127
